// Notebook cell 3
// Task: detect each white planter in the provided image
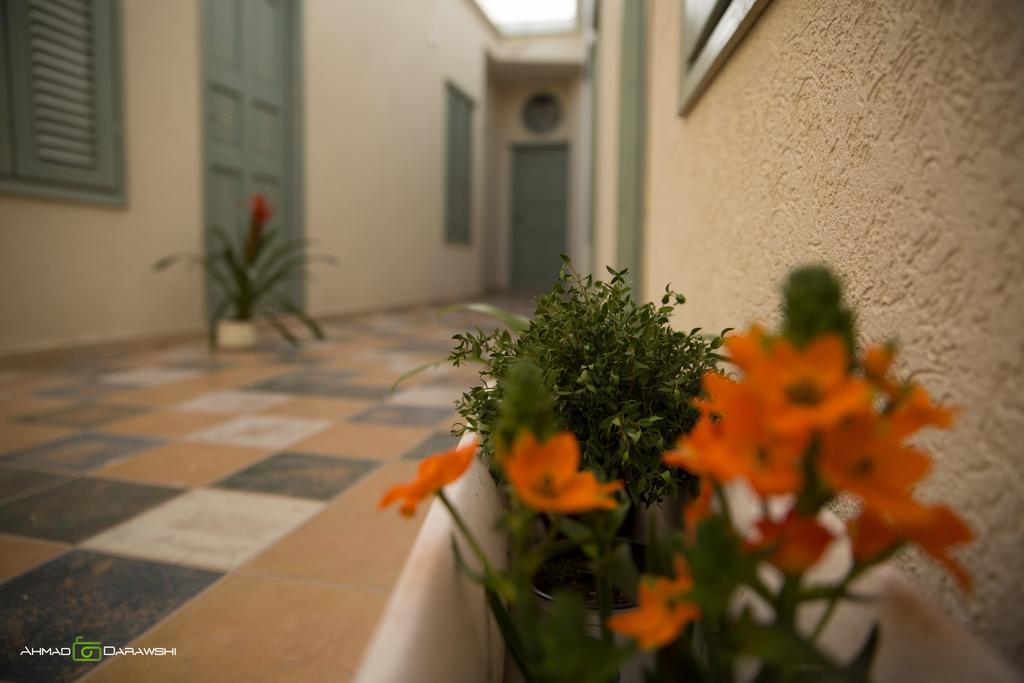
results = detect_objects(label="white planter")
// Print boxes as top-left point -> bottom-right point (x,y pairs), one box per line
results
216,319 -> 257,350
355,442 -> 1018,683
355,433 -> 508,683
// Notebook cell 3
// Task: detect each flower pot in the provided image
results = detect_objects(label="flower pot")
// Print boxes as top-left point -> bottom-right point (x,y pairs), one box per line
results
216,319 -> 257,350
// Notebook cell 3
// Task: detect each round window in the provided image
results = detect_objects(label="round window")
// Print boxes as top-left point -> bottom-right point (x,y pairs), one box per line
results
522,93 -> 561,134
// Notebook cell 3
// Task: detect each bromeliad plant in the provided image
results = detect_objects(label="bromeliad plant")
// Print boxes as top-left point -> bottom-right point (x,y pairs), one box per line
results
154,193 -> 334,347
379,266 -> 973,682
449,259 -> 727,507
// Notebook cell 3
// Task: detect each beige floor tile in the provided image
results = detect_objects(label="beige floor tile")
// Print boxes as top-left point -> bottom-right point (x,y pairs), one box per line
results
290,423 -> 431,461
94,442 -> 270,487
86,574 -> 386,683
103,411 -> 230,439
266,397 -> 375,421
0,423 -> 74,454
243,460 -> 425,590
0,534 -> 68,582
109,381 -> 225,408
82,489 -> 324,571
0,397 -> 71,420
344,366 -> 405,387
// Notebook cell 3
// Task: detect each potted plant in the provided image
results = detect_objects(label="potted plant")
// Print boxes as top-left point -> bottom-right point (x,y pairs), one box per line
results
154,193 -> 334,350
449,259 -> 727,511
374,266 -> 990,682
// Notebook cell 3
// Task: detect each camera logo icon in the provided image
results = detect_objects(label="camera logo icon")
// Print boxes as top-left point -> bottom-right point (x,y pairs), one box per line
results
72,636 -> 102,662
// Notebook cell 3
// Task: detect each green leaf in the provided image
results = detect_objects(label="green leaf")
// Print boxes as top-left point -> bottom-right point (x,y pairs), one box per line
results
485,588 -> 536,682
273,295 -> 325,341
390,360 -> 446,392
263,312 -> 300,347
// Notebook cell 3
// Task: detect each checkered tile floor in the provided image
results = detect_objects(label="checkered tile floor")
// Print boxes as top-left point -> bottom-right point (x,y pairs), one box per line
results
0,300 -> 527,682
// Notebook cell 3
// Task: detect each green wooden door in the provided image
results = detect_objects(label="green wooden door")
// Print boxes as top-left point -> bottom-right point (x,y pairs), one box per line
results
201,0 -> 300,312
510,144 -> 569,292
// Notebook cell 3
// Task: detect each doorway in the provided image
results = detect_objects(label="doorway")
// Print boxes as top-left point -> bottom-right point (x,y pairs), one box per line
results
201,0 -> 302,310
509,144 -> 569,292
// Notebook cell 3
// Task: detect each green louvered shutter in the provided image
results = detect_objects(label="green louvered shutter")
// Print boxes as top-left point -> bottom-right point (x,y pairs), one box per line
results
2,0 -> 123,198
444,83 -> 472,245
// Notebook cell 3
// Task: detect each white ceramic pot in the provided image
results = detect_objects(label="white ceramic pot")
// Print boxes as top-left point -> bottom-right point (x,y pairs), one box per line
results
216,319 -> 257,350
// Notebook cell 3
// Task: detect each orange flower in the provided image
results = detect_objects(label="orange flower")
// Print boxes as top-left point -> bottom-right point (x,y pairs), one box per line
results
862,342 -> 898,397
502,432 -> 622,513
723,325 -> 771,372
666,375 -> 804,495
889,384 -> 956,440
683,477 -> 713,535
379,438 -> 477,516
607,558 -> 700,650
820,415 -> 931,522
748,333 -> 872,437
862,343 -> 894,381
850,506 -> 973,590
750,512 -> 834,573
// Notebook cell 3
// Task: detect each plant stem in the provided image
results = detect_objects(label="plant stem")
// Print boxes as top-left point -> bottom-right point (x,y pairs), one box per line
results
713,483 -> 735,533
596,533 -> 613,645
437,489 -> 493,575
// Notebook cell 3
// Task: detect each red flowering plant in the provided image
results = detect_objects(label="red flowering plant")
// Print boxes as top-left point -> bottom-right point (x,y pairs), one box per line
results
380,266 -> 972,682
154,192 -> 335,347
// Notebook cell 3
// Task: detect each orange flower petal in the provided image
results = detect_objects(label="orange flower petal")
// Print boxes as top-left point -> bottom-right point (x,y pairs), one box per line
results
753,512 -> 834,573
503,431 -> 622,514
607,559 -> 699,650
378,438 -> 477,516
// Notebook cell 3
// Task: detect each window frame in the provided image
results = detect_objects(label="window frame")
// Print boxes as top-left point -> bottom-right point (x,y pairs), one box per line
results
678,0 -> 773,116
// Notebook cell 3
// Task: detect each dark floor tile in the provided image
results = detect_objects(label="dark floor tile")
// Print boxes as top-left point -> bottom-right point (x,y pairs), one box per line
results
350,404 -> 453,427
17,404 -> 147,429
246,369 -> 357,396
0,550 -> 220,683
0,467 -> 72,504
0,478 -> 181,542
0,433 -> 161,472
213,452 -> 377,501
401,431 -> 462,460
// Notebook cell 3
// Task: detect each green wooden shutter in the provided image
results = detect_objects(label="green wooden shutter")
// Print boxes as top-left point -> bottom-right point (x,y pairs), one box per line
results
444,83 -> 472,245
1,0 -> 123,199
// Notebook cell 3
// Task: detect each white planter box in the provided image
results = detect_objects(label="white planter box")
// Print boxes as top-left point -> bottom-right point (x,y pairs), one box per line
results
355,439 -> 1017,683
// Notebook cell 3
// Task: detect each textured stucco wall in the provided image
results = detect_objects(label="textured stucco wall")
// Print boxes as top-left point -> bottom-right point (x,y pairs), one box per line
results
637,0 -> 1024,667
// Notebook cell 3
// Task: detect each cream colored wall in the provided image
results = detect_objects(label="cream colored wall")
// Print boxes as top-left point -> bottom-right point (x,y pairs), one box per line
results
303,0 -> 496,317
613,0 -> 1023,666
0,0 -> 204,355
486,77 -> 583,290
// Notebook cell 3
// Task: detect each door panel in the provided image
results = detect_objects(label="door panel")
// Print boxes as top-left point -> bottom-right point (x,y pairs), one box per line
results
510,144 -> 569,292
202,0 -> 299,312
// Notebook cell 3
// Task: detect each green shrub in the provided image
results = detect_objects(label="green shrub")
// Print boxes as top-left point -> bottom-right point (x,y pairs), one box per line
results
450,260 -> 727,506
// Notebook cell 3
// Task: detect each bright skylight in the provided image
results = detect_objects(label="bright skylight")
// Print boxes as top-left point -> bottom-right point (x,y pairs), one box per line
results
475,0 -> 578,35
